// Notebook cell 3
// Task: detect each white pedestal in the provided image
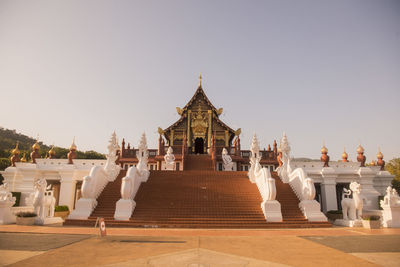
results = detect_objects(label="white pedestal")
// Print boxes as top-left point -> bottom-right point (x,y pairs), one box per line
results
382,206 -> 400,228
35,216 -> 64,225
114,199 -> 136,220
299,200 -> 328,222
0,203 -> 16,224
261,200 -> 283,222
334,219 -> 363,227
68,198 -> 97,219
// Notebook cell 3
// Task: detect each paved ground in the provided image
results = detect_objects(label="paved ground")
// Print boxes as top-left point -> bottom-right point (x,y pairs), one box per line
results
0,225 -> 399,266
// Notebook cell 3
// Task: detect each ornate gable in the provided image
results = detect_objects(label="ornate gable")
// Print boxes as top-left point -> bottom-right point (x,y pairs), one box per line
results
159,76 -> 240,153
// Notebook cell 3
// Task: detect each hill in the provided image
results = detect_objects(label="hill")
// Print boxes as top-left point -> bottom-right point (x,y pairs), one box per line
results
0,126 -> 106,171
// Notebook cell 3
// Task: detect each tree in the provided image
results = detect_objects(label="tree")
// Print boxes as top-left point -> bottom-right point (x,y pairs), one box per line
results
386,158 -> 400,192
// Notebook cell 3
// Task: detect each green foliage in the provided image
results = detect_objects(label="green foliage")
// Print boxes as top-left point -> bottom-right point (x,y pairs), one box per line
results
0,158 -> 10,171
387,158 -> 400,192
54,205 -> 69,212
361,215 -> 380,221
16,211 -> 37,217
11,192 -> 21,207
327,210 -> 342,214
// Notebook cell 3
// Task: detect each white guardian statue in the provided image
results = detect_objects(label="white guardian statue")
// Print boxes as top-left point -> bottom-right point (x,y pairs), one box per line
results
164,147 -> 175,170
32,177 -> 61,225
380,186 -> 400,228
222,148 -> 234,171
0,183 -> 16,224
341,181 -> 363,221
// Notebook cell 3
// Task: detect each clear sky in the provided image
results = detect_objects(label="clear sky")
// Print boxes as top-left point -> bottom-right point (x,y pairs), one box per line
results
0,0 -> 399,161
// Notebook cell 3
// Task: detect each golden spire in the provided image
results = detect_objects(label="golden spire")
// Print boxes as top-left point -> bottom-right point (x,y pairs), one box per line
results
342,147 -> 348,160
377,146 -> 383,159
69,137 -> 77,151
21,153 -> 27,162
356,141 -> 364,153
32,134 -> 40,150
321,141 -> 328,154
12,141 -> 20,155
48,145 -> 55,156
198,73 -> 202,87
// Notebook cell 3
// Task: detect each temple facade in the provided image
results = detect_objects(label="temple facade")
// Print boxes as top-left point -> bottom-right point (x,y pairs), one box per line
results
119,77 -> 279,172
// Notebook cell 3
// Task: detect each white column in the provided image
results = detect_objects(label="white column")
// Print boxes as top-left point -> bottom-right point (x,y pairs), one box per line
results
358,167 -> 381,210
321,167 -> 338,213
58,170 -> 76,211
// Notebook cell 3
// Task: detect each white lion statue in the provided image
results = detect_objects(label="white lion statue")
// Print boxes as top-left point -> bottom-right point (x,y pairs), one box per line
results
341,181 -> 363,220
33,178 -> 56,223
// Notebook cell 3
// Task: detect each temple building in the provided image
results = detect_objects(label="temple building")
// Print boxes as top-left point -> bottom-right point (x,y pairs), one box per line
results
119,75 -> 279,172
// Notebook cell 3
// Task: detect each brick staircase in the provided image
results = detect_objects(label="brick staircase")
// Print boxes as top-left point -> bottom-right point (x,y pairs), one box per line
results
184,154 -> 214,170
65,156 -> 330,228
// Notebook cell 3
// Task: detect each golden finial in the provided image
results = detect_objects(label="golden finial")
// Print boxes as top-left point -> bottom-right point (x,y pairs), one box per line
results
12,141 -> 20,155
342,147 -> 348,160
321,141 -> 328,154
377,146 -> 383,159
21,153 -> 27,162
357,141 -> 364,153
32,135 -> 40,151
48,144 -> 55,156
198,73 -> 202,87
69,137 -> 77,151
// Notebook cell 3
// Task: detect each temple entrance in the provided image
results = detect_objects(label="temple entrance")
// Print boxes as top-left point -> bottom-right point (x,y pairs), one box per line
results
194,138 -> 204,154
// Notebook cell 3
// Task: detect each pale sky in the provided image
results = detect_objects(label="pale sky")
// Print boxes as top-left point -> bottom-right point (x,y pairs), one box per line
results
0,0 -> 399,161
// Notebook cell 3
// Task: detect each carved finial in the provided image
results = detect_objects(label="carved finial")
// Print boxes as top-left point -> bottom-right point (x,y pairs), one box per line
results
198,73 -> 202,87
342,147 -> 349,162
69,137 -> 77,151
320,142 -> 329,167
376,146 -> 385,170
48,145 -> 55,159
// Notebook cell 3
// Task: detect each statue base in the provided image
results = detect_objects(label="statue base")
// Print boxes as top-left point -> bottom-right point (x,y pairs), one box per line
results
0,203 -> 16,224
68,198 -> 97,220
299,200 -> 328,222
382,205 -> 400,228
35,216 -> 63,225
334,219 -> 363,227
261,200 -> 283,222
114,199 -> 136,221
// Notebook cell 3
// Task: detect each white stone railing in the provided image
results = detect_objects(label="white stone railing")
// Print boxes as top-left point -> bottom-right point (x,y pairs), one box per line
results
68,133 -> 121,220
68,166 -> 111,219
114,166 -> 144,220
250,160 -> 282,222
284,167 -> 327,222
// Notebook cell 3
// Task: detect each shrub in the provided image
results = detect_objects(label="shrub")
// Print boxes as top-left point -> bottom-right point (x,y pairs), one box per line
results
16,211 -> 37,217
327,210 -> 342,214
362,215 -> 380,221
54,205 -> 69,212
11,192 -> 21,207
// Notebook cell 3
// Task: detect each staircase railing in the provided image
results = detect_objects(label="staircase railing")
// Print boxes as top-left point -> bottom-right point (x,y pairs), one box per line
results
278,160 -> 327,221
114,166 -> 144,220
249,158 -> 282,222
68,132 -> 121,220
